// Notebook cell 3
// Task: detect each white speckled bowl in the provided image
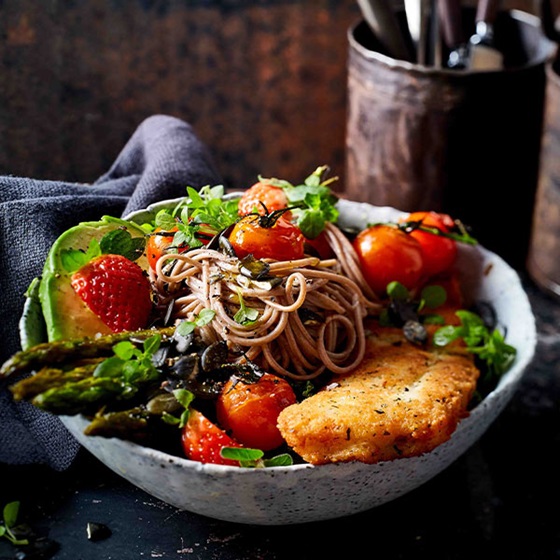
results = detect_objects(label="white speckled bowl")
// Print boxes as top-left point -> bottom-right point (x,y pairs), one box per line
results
57,199 -> 536,525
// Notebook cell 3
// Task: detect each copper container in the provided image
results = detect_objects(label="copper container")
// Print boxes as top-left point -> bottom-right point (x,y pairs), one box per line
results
527,61 -> 560,298
345,10 -> 554,268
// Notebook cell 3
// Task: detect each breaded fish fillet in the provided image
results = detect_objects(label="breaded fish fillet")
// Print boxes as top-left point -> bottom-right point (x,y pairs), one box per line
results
276,322 -> 479,465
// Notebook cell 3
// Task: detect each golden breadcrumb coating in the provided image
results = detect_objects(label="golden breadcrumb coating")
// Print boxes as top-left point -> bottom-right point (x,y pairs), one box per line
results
277,322 -> 479,465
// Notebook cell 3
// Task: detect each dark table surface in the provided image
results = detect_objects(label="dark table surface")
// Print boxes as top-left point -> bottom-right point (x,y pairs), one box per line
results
0,273 -> 559,560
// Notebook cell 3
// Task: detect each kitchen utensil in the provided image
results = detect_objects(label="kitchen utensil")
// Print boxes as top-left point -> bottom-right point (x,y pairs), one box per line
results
404,0 -> 422,62
429,0 -> 443,66
356,0 -> 414,61
437,0 -> 469,69
468,0 -> 503,70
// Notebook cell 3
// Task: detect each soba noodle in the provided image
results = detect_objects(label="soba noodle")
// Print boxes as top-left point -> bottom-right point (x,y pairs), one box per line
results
151,222 -> 380,380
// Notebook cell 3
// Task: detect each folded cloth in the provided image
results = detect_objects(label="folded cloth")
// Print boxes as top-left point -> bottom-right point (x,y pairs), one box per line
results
0,114 -> 222,470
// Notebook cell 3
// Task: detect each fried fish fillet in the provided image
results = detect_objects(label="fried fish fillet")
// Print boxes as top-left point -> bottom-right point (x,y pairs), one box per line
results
276,322 -> 479,465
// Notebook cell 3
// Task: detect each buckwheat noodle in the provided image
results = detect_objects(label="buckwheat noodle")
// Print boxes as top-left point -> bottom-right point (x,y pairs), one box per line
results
151,222 -> 380,380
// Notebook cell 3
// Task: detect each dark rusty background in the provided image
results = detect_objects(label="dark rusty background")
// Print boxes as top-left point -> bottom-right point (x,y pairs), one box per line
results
0,0 -> 360,190
0,0 -> 536,191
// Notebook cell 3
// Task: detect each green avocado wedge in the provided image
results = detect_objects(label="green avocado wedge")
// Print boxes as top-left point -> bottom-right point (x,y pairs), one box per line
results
19,277 -> 48,351
37,216 -> 149,343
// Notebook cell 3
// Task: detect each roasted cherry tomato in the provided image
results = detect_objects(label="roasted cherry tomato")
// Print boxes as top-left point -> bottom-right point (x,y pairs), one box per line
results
238,182 -> 289,216
304,230 -> 335,260
147,224 -> 215,271
146,227 -> 179,271
353,224 -> 424,296
216,373 -> 297,451
229,214 -> 305,261
403,211 -> 458,279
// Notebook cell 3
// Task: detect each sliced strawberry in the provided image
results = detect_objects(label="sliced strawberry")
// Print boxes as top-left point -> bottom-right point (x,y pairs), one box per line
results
71,254 -> 152,333
181,409 -> 243,466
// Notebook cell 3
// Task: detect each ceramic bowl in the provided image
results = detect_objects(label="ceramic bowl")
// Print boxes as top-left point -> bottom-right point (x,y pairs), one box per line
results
54,199 -> 536,525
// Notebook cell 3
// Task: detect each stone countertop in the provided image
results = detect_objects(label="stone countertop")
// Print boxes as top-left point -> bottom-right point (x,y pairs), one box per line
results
0,273 -> 558,560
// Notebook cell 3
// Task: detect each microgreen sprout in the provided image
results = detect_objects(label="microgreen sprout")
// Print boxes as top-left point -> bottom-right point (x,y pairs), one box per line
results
93,334 -> 162,385
176,309 -> 216,336
433,310 -> 517,381
260,165 -> 340,239
380,281 -> 447,330
0,501 -> 28,547
162,388 -> 195,428
233,288 -> 259,325
220,447 -> 294,468
153,184 -> 240,250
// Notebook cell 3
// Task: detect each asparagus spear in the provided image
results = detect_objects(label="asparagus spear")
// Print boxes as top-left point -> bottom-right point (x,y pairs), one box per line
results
0,327 -> 176,379
10,360 -> 102,401
84,407 -> 152,441
30,376 -> 137,416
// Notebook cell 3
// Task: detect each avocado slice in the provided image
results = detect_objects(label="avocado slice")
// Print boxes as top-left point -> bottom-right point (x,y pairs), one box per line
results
39,216 -> 149,342
19,277 -> 48,351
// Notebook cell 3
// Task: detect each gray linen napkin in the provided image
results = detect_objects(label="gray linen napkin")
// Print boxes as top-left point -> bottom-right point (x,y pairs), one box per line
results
0,114 -> 222,470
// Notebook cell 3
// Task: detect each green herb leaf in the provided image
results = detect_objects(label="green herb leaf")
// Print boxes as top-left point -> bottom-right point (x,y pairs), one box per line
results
93,334 -> 162,386
176,321 -> 195,336
155,210 -> 178,230
152,185 -> 239,252
386,281 -> 409,301
112,341 -> 138,361
259,166 -> 339,239
263,453 -> 294,467
221,447 -> 264,461
423,314 -> 446,325
92,355 -> 126,378
99,229 -> 146,261
419,285 -> 447,310
433,310 -> 516,379
3,501 -> 19,528
61,239 -> 102,273
171,388 -> 195,427
220,447 -> 295,468
234,289 -> 259,325
177,310 -> 216,336
1,501 -> 29,547
195,308 -> 216,326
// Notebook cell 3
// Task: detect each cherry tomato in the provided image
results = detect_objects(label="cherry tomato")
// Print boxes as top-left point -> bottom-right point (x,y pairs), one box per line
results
147,224 -> 215,271
238,182 -> 289,216
216,373 -> 297,451
229,215 -> 305,261
146,227 -> 179,271
404,211 -> 457,279
304,230 -> 335,259
353,224 -> 424,296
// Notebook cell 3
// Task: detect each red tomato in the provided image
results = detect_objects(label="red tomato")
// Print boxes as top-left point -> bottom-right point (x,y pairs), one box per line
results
238,182 -> 289,216
229,215 -> 305,261
353,224 -> 424,296
304,230 -> 335,259
181,409 -> 243,466
146,227 -> 175,271
147,225 -> 214,271
216,373 -> 297,451
404,211 -> 458,279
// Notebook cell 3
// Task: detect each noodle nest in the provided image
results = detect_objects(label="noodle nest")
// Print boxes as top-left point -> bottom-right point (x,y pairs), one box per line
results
152,223 -> 380,380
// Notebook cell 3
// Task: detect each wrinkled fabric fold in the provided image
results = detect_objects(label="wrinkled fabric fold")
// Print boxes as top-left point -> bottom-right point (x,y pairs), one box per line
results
0,114 -> 222,470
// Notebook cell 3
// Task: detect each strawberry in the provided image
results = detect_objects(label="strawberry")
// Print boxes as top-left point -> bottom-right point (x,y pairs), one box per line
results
71,254 -> 152,333
181,409 -> 243,466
